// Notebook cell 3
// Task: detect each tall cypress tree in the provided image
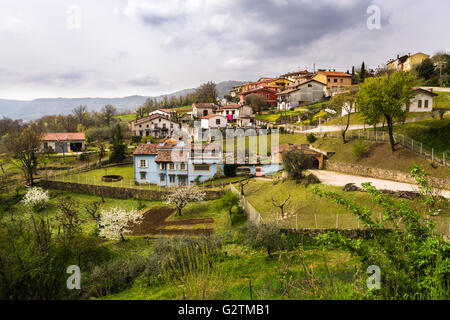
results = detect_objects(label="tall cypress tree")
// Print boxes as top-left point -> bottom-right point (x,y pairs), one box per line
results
360,62 -> 367,83
110,124 -> 126,163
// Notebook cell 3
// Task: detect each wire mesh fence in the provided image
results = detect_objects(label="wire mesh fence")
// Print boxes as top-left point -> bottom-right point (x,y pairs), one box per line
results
313,129 -> 448,168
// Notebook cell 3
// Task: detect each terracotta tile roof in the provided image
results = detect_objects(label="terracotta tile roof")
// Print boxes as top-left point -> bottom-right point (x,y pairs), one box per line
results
42,132 -> 85,141
193,103 -> 218,108
413,88 -> 438,96
318,71 -> 352,77
243,87 -> 278,95
155,149 -> 188,162
133,144 -> 158,155
132,114 -> 161,125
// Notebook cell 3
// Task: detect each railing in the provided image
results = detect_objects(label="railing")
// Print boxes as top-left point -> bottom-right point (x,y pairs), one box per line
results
311,129 -> 449,168
230,183 -> 264,224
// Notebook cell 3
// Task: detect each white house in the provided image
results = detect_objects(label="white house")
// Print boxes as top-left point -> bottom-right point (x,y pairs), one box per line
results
200,114 -> 228,129
149,108 -> 177,119
216,104 -> 253,121
41,132 -> 86,153
130,114 -> 181,138
404,88 -> 437,112
277,80 -> 325,111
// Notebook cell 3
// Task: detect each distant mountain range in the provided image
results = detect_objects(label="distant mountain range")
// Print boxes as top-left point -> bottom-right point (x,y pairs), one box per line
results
0,80 -> 245,121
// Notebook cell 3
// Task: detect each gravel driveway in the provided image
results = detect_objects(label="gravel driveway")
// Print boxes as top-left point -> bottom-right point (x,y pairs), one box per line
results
310,170 -> 450,198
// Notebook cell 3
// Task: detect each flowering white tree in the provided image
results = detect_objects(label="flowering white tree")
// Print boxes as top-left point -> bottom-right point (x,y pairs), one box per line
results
22,187 -> 50,212
98,207 -> 144,241
165,185 -> 206,216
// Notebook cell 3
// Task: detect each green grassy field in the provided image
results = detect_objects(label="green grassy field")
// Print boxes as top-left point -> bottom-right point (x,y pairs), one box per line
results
436,91 -> 450,109
115,114 -> 137,122
243,179 -> 450,234
104,245 -> 361,300
391,114 -> 450,154
324,112 -> 435,126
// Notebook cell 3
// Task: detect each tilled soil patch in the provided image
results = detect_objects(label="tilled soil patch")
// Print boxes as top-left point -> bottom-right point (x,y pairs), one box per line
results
130,208 -> 215,236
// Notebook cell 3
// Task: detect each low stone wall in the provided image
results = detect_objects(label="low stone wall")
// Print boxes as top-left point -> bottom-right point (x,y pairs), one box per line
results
325,160 -> 450,190
38,180 -> 223,201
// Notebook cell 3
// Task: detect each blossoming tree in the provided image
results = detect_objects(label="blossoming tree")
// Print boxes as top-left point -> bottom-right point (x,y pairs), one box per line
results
98,207 -> 143,241
165,185 -> 206,216
22,187 -> 50,212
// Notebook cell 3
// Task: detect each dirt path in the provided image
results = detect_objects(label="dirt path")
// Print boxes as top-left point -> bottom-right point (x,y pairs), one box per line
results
310,170 -> 450,198
130,207 -> 215,236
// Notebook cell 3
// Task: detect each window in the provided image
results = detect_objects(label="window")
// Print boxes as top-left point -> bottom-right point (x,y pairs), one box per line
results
170,124 -> 173,128
160,175 -> 165,182
139,159 -> 147,168
169,163 -> 175,170
140,172 -> 147,180
334,79 -> 338,83
424,100 -> 429,108
179,176 -> 187,186
418,100 -> 422,108
160,163 -> 167,170
194,164 -> 210,171
216,119 -> 221,125
266,94 -> 269,98
203,110 -> 208,116
180,163 -> 186,171
340,79 -> 343,83
328,78 -> 330,82
308,84 -> 312,87
169,175 -> 176,183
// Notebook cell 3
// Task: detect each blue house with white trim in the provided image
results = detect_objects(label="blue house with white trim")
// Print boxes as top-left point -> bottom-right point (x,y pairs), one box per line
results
133,139 -> 224,187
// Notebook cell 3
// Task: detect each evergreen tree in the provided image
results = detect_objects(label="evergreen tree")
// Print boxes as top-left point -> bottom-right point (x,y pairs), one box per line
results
359,62 -> 367,83
110,124 -> 126,163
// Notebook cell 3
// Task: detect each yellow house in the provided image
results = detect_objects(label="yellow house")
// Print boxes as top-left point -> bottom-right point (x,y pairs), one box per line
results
387,52 -> 430,72
403,53 -> 430,72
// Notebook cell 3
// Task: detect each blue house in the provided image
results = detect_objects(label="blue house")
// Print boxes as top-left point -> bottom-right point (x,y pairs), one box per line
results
133,139 -> 224,187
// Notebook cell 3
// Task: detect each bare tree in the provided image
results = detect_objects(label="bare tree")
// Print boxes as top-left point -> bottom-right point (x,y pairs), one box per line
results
72,105 -> 88,126
4,124 -> 42,185
239,177 -> 250,196
102,105 -> 117,127
272,194 -> 290,218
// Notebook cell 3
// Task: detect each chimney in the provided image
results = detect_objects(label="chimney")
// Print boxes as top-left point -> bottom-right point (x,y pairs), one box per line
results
408,53 -> 411,57
397,54 -> 399,59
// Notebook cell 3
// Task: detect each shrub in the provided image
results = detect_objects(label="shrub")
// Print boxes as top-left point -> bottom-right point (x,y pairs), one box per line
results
352,139 -> 370,159
240,222 -> 287,258
22,187 -> 49,212
307,133 -> 316,143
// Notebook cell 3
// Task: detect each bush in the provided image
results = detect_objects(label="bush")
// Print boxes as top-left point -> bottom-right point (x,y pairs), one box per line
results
240,222 -> 287,258
352,139 -> 370,159
307,133 -> 316,143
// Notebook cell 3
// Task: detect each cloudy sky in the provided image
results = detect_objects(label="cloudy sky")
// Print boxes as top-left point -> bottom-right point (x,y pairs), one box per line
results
0,0 -> 448,100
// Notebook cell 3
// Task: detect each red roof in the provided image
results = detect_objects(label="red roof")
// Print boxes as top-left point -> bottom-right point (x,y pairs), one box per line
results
158,109 -> 177,113
133,144 -> 158,155
42,132 -> 85,141
318,71 -> 352,77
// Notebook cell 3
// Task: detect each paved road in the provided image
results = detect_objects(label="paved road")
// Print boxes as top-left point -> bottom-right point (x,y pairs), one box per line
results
421,87 -> 450,92
309,170 -> 450,198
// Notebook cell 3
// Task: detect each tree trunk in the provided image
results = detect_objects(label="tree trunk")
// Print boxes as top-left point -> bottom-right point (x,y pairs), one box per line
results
267,248 -> 273,258
341,113 -> 351,144
177,207 -> 182,217
29,167 -> 34,186
385,115 -> 396,152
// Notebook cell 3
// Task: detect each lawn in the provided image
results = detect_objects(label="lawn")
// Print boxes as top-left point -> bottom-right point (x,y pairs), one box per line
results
115,114 -> 137,122
104,245 -> 361,300
243,179 -> 450,235
255,113 -> 281,123
323,112 -> 435,126
436,91 -> 450,109
390,114 -> 450,154
312,136 -> 450,179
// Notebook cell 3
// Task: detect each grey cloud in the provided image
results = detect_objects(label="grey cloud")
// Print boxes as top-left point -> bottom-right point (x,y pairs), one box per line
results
126,75 -> 160,87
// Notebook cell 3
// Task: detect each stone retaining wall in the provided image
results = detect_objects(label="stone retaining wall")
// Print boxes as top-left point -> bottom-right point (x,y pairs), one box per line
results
325,160 -> 450,190
38,180 -> 223,201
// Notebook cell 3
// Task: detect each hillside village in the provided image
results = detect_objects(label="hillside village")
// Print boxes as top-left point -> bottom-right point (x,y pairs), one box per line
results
1,49 -> 450,301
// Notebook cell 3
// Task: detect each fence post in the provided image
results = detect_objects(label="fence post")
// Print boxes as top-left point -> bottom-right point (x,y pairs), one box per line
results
420,143 -> 423,155
314,213 -> 318,229
411,139 -> 413,151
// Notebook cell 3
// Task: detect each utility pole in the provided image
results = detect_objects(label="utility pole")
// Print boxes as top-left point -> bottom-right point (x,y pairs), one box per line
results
313,63 -> 316,73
